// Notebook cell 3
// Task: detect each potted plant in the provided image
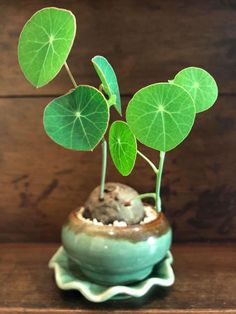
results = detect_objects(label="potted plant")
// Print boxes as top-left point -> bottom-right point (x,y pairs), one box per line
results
18,7 -> 218,301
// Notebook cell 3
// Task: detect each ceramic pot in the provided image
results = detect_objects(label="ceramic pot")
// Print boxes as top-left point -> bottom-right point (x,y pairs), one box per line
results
61,206 -> 172,286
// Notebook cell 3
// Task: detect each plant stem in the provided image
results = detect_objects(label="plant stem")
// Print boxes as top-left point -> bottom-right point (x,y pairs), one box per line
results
137,150 -> 159,174
100,138 -> 107,199
99,84 -> 103,92
134,193 -> 156,200
98,83 -> 107,199
155,151 -> 166,212
64,61 -> 77,88
63,62 -> 107,200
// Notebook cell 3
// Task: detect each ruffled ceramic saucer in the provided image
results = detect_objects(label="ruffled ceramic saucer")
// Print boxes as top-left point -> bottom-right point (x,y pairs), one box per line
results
48,247 -> 175,303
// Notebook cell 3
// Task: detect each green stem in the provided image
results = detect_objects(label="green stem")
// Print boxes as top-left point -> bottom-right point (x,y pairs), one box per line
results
98,84 -> 103,92
135,193 -> 156,200
64,61 -> 77,88
100,139 -> 107,199
155,151 -> 166,212
98,84 -> 107,199
137,150 -> 158,174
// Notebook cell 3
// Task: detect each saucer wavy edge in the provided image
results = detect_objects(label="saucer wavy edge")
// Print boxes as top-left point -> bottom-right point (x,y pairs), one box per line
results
48,247 -> 175,303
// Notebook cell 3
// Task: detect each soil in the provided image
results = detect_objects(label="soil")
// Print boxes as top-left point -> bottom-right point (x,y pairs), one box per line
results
83,182 -> 145,225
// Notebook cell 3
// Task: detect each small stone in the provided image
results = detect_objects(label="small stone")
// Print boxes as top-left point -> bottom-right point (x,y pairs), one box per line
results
117,221 -> 127,227
80,205 -> 156,227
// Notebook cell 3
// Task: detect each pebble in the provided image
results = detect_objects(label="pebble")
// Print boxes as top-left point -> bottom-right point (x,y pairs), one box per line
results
92,218 -> 103,226
78,205 -> 157,227
113,220 -> 127,227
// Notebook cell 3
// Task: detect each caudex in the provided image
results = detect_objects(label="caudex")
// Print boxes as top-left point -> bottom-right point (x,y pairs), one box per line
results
18,7 -> 218,224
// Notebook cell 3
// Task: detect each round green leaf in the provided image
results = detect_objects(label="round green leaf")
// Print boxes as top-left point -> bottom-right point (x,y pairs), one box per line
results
18,7 -> 76,88
172,67 -> 218,113
109,121 -> 137,176
92,55 -> 122,115
126,83 -> 196,152
44,85 -> 109,151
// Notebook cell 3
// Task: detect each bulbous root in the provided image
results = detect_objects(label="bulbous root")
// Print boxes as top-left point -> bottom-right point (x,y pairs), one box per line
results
83,182 -> 145,225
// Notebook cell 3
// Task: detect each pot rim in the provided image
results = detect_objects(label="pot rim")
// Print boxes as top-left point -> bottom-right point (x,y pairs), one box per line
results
69,205 -> 167,233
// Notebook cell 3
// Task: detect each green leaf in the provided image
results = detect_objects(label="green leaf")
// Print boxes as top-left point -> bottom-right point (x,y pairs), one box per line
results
44,85 -> 109,151
126,83 -> 196,152
18,7 -> 76,88
109,121 -> 137,176
172,67 -> 218,113
92,55 -> 122,115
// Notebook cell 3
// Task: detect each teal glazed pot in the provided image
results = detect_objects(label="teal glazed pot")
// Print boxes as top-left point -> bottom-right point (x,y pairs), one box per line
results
62,207 -> 172,286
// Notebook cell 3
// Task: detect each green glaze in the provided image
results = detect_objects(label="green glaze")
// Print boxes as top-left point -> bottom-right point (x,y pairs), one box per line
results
18,7 -> 76,88
92,56 -> 122,115
61,210 -> 172,286
62,227 -> 171,285
49,247 -> 174,302
43,85 -> 109,151
172,67 -> 218,113
109,121 -> 137,176
126,83 -> 196,152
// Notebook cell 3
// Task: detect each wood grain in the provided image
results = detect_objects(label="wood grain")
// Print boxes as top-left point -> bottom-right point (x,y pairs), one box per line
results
0,0 -> 236,96
0,0 -> 235,242
0,243 -> 235,313
0,95 -> 235,242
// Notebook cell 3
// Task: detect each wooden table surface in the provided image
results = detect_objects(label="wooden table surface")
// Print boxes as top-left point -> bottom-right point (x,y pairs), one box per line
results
0,243 -> 235,313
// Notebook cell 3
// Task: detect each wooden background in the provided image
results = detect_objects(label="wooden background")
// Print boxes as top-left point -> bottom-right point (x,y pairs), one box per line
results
0,0 -> 235,242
